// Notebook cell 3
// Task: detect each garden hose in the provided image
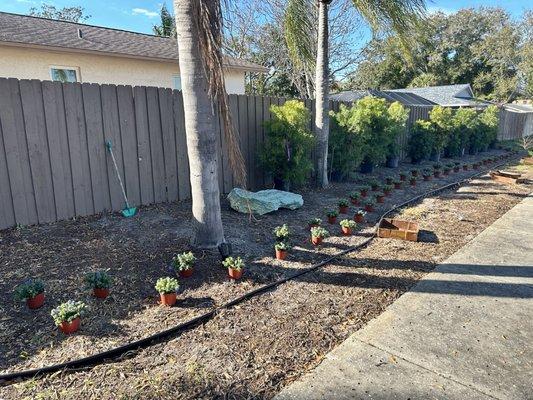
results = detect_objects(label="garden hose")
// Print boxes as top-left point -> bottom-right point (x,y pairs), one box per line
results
0,154 -> 520,386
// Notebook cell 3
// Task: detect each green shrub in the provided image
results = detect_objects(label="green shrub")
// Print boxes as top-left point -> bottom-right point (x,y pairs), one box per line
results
274,241 -> 291,251
407,120 -> 433,163
259,100 -> 315,188
451,108 -> 479,155
308,218 -> 322,226
84,271 -> 112,289
429,106 -> 453,156
273,224 -> 290,241
326,210 -> 339,218
386,101 -> 409,159
222,256 -> 245,271
478,105 -> 499,149
310,226 -> 329,238
155,277 -> 179,294
51,300 -> 86,326
14,279 -> 44,301
340,219 -> 357,229
173,252 -> 196,272
338,199 -> 349,207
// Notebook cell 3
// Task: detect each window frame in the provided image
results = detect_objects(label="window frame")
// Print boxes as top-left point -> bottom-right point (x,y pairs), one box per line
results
49,65 -> 81,83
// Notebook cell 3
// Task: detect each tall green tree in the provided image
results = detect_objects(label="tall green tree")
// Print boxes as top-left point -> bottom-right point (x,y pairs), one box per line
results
173,0 -> 245,248
29,4 -> 90,22
285,0 -> 426,187
153,3 -> 176,38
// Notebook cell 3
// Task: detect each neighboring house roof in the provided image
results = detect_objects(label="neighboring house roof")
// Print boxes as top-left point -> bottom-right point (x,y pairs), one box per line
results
389,84 -> 490,107
330,89 -> 436,106
504,103 -> 533,113
0,12 -> 268,73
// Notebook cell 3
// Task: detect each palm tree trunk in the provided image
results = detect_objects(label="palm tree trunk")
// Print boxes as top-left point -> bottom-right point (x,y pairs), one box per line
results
315,0 -> 330,188
174,0 -> 225,248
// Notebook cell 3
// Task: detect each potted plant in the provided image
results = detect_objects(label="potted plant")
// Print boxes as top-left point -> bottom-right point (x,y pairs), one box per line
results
411,169 -> 419,177
376,192 -> 385,203
453,162 -> 460,172
51,300 -> 87,334
349,191 -> 360,205
393,179 -> 402,189
274,241 -> 290,260
223,256 -> 245,280
155,277 -> 180,306
443,166 -> 451,175
463,163 -> 469,171
310,226 -> 329,246
410,176 -> 417,186
273,224 -> 290,242
340,219 -> 356,236
338,199 -> 350,214
354,210 -> 366,223
399,172 -> 407,182
422,169 -> 432,181
473,162 -> 479,170
359,185 -> 370,197
364,199 -> 375,212
369,179 -> 380,191
383,184 -> 393,196
308,218 -> 322,230
327,210 -> 339,224
14,279 -> 45,309
385,176 -> 394,185
172,251 -> 196,278
84,271 -> 112,299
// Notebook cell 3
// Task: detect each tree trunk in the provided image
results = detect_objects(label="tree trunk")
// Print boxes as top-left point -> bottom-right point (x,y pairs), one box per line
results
315,0 -> 330,188
174,0 -> 225,248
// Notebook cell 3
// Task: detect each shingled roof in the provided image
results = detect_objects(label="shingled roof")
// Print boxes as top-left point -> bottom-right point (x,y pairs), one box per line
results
330,89 -> 436,106
0,11 -> 268,73
389,84 -> 490,107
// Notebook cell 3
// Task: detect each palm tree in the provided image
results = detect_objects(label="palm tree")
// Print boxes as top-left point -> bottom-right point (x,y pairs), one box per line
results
174,0 -> 246,248
285,0 -> 427,188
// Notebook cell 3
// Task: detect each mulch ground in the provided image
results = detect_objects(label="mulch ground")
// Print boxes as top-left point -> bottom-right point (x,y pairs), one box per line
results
1,150 -> 531,399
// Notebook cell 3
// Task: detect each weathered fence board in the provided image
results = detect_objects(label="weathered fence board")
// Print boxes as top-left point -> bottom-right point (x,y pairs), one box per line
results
4,78 -> 519,231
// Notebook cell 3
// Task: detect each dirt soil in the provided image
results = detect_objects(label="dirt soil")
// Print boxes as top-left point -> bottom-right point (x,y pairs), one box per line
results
1,150 -> 531,399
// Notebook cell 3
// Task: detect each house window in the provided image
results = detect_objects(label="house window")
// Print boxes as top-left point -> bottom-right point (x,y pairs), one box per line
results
172,75 -> 181,90
50,66 -> 79,83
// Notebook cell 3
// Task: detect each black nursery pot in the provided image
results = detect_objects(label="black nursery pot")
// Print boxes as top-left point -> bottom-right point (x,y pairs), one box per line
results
385,156 -> 399,169
360,159 -> 374,174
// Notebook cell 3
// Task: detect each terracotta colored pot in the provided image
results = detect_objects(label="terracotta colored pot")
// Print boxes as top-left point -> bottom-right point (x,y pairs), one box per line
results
411,171 -> 418,177
360,190 -> 368,197
328,216 -> 337,224
394,182 -> 402,189
339,206 -> 349,214
365,204 -> 374,212
376,195 -> 385,203
275,249 -> 287,260
434,171 -> 441,178
93,288 -> 110,299
423,175 -> 431,181
463,165 -> 469,171
59,317 -> 81,334
160,292 -> 177,306
399,175 -> 406,181
179,268 -> 193,278
354,214 -> 364,223
341,226 -> 352,236
311,236 -> 323,246
228,268 -> 243,280
26,292 -> 45,309
350,198 -> 359,205
410,180 -> 416,186
383,189 -> 391,196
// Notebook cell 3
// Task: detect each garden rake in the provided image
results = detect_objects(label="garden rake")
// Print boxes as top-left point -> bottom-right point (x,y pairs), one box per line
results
105,140 -> 137,217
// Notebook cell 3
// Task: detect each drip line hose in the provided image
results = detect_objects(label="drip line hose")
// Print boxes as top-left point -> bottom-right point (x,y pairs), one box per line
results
0,156 -> 518,386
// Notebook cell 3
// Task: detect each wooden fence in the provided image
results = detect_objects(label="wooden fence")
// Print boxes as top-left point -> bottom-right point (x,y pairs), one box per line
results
0,78 -> 432,230
498,108 -> 533,140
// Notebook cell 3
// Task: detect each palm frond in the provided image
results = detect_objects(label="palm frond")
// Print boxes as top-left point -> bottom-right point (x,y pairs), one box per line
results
284,0 -> 317,72
194,0 -> 247,187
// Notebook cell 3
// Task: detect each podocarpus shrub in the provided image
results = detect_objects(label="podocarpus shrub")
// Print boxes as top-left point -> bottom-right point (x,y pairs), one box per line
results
450,108 -> 479,155
428,106 -> 453,159
407,120 -> 433,163
259,100 -> 315,189
478,105 -> 499,150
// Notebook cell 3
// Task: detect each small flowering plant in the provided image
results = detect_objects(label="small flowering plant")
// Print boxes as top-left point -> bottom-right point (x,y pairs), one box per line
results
326,209 -> 339,218
365,198 -> 375,206
222,256 -> 245,271
383,184 -> 393,193
355,209 -> 366,216
359,185 -> 370,193
349,191 -> 360,200
422,169 -> 432,177
172,251 -> 196,272
273,224 -> 290,242
155,277 -> 180,294
433,163 -> 442,170
340,219 -> 356,229
14,279 -> 44,301
51,300 -> 87,326
338,199 -> 350,208
274,241 -> 291,251
84,271 -> 112,289
310,226 -> 329,239
308,217 -> 322,226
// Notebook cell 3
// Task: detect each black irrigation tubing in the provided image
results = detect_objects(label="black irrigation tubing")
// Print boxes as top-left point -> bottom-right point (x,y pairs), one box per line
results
0,155 -> 518,386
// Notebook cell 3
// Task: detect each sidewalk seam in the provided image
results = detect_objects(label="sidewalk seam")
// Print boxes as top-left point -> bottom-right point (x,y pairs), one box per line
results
355,338 -> 504,400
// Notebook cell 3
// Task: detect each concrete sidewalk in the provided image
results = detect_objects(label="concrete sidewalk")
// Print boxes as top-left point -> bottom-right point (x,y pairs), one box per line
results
276,195 -> 533,400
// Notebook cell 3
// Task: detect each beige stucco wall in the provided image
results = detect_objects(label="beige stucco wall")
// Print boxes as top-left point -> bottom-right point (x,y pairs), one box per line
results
0,45 -> 246,93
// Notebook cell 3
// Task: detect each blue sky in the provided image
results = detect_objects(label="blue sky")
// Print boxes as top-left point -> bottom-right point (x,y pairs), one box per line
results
0,0 -> 530,35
